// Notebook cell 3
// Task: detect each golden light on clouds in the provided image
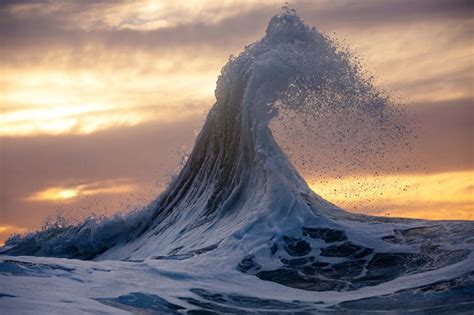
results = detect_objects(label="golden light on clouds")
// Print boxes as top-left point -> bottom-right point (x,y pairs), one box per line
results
1,64 -> 216,136
310,171 -> 474,220
338,19 -> 474,104
27,188 -> 79,201
5,0 -> 262,31
26,182 -> 136,202
1,0 -> 254,137
2,1 -> 472,137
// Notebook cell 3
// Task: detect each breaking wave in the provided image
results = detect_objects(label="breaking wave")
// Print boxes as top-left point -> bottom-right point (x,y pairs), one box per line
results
4,9 -> 396,259
2,10 -> 473,307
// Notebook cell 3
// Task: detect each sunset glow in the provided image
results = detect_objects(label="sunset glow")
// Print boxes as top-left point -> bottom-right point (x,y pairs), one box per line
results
26,183 -> 136,202
1,2 -> 472,312
1,67 -> 216,136
310,171 -> 474,220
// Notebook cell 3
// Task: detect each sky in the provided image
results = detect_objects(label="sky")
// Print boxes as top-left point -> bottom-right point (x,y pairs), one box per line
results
0,0 -> 473,244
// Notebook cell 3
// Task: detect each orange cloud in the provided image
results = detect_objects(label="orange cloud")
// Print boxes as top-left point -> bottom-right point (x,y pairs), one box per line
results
310,170 -> 474,220
26,181 -> 137,202
1,1 -> 471,138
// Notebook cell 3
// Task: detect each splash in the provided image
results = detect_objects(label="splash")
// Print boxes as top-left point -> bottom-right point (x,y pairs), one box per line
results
1,9 -> 473,313
4,9 -> 368,258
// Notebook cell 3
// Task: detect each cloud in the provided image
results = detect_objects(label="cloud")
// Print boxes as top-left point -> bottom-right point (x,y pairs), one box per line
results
25,179 -> 137,202
0,1 -> 269,55
1,0 -> 471,51
409,98 -> 474,173
310,170 -> 474,220
297,0 -> 473,29
3,0 -> 471,62
1,100 -> 211,136
0,117 -> 202,227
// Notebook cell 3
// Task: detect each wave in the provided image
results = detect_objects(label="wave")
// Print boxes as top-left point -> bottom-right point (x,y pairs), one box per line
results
2,10 -> 473,299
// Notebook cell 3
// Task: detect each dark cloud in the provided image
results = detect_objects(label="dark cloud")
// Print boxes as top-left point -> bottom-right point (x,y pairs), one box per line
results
298,0 -> 473,29
0,3 -> 267,55
411,98 -> 474,173
1,0 -> 472,57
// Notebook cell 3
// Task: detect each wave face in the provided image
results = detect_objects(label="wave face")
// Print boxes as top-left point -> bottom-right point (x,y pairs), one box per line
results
2,11 -> 473,307
4,11 -> 357,259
